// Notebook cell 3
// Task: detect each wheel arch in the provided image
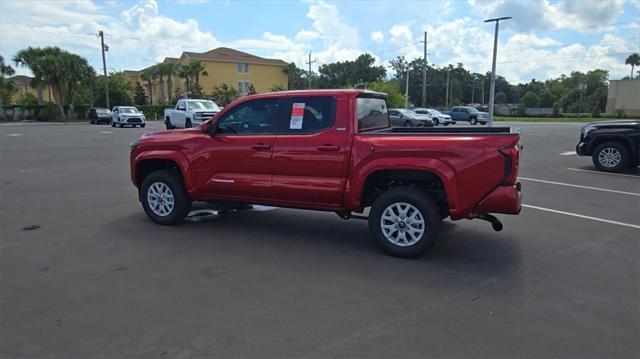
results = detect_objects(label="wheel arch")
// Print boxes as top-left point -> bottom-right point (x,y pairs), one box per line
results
591,135 -> 636,158
132,151 -> 192,195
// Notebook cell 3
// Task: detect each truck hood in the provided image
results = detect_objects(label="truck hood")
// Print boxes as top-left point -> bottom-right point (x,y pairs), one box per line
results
584,119 -> 640,128
137,128 -> 204,147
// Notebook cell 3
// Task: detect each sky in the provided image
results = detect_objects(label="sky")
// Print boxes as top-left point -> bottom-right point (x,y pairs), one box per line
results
1,0 -> 639,84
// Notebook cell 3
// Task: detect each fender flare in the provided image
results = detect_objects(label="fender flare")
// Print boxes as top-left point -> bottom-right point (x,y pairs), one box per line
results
345,157 -> 458,214
132,150 -> 193,192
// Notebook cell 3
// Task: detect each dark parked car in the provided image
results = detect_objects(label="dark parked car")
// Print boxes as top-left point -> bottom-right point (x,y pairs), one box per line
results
88,107 -> 112,124
388,109 -> 433,127
576,120 -> 640,172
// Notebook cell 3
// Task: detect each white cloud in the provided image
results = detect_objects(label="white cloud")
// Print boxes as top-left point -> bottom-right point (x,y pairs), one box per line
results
470,0 -> 625,32
370,31 -> 385,43
295,30 -> 320,42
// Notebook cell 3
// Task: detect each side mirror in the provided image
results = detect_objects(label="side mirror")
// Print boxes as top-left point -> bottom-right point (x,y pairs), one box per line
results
202,120 -> 216,136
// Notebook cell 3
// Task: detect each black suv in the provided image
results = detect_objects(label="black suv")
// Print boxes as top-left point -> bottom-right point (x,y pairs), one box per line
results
576,120 -> 640,172
88,107 -> 112,125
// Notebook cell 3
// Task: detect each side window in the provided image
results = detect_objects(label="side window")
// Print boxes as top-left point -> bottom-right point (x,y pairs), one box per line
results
281,96 -> 335,134
112,107 -> 118,113
216,99 -> 280,135
177,101 -> 185,111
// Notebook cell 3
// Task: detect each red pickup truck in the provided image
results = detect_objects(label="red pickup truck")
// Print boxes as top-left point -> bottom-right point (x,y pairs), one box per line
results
130,90 -> 521,257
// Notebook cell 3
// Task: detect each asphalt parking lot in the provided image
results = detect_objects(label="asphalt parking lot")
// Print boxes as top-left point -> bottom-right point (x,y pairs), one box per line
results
1,121 -> 639,358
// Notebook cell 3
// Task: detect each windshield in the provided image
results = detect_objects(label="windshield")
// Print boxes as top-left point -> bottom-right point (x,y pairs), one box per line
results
357,97 -> 389,131
468,107 -> 480,113
96,108 -> 110,114
188,100 -> 220,111
120,107 -> 139,114
428,109 -> 442,116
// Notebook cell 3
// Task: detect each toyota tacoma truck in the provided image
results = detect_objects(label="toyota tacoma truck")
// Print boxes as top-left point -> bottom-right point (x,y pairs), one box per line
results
164,99 -> 220,130
131,90 -> 522,257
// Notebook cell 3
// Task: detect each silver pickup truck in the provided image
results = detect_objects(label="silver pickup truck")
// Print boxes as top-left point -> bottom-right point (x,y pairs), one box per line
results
164,99 -> 220,129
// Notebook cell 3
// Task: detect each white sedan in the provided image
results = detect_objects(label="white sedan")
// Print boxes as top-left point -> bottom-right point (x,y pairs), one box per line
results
411,108 -> 453,126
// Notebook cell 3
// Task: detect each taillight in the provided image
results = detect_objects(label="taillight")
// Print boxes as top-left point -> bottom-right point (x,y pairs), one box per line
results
499,143 -> 520,184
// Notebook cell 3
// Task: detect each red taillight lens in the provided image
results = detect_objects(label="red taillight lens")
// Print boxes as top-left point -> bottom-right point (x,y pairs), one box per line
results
499,143 -> 520,184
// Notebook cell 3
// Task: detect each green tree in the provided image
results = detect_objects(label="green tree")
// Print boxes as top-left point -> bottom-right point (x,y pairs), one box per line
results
211,83 -> 240,106
155,62 -> 175,104
625,53 -> 640,78
317,54 -> 385,88
93,72 -> 134,108
134,81 -> 147,105
0,55 -> 16,105
283,62 -> 306,90
495,91 -> 507,104
367,81 -> 406,108
521,91 -> 539,108
270,84 -> 286,92
14,46 -> 95,119
538,90 -> 555,107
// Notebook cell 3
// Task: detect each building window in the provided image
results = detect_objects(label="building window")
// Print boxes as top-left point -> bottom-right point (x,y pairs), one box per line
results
245,81 -> 251,94
238,81 -> 244,94
237,63 -> 250,73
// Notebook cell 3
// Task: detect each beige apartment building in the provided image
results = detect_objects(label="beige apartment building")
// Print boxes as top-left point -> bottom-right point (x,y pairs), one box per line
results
126,47 -> 288,105
606,79 -> 640,115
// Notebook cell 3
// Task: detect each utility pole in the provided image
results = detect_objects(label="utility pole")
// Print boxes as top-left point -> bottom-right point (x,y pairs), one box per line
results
98,30 -> 110,108
471,80 -> 475,104
484,16 -> 511,126
404,68 -> 410,108
445,69 -> 450,108
305,52 -> 317,89
481,78 -> 485,106
421,31 -> 427,108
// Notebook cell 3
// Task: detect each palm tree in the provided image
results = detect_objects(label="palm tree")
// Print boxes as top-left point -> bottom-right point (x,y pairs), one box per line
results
161,62 -> 178,103
177,64 -> 191,98
140,66 -> 157,105
189,59 -> 208,86
625,53 -> 640,78
283,62 -> 304,90
155,62 -> 175,104
0,55 -> 16,106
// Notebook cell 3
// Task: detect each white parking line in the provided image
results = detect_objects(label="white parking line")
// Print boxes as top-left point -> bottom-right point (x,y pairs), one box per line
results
523,204 -> 640,229
6,133 -> 23,137
567,167 -> 640,179
560,151 -> 576,156
519,177 -> 640,197
100,131 -> 112,134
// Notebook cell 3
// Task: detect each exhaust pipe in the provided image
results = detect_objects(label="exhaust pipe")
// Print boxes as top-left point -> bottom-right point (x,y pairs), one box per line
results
468,213 -> 503,231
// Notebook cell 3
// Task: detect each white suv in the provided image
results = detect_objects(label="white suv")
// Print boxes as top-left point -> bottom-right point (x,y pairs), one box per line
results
112,106 -> 146,128
411,108 -> 453,126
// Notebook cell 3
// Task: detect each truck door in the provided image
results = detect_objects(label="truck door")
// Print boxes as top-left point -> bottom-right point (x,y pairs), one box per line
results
175,100 -> 186,128
271,95 -> 349,207
200,98 -> 284,200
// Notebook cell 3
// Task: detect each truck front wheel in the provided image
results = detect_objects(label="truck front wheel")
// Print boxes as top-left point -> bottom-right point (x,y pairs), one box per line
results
369,187 -> 440,258
470,117 -> 478,125
592,141 -> 629,172
140,170 -> 191,225
165,117 -> 175,130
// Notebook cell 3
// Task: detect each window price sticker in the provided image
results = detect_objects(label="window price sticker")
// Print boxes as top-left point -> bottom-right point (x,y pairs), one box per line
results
290,102 -> 305,129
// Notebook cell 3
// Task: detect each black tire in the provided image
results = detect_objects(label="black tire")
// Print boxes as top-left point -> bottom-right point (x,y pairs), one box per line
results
404,120 -> 413,127
369,187 -> 440,258
185,119 -> 192,128
141,123 -> 146,128
433,118 -> 439,126
592,141 -> 629,172
165,117 -> 175,130
119,122 -> 124,128
140,170 -> 191,225
470,117 -> 478,125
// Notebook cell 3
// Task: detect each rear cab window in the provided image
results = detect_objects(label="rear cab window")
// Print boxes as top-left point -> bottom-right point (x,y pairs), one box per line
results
280,96 -> 335,134
357,96 -> 390,131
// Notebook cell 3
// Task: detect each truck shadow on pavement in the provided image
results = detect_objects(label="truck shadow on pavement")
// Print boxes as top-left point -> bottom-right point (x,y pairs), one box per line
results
109,204 -> 524,293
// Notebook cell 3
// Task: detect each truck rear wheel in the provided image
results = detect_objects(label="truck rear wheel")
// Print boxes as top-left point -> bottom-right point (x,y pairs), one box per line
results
140,170 -> 191,225
592,141 -> 629,172
369,187 -> 440,258
185,119 -> 192,128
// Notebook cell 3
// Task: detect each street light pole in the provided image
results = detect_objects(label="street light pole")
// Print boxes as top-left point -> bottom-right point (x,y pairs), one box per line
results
98,30 -> 110,109
422,31 -> 427,108
404,68 -> 410,108
445,69 -> 450,108
484,16 -> 511,126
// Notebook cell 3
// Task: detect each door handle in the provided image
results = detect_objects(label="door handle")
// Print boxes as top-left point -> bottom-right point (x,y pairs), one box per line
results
251,143 -> 271,150
317,145 -> 340,152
